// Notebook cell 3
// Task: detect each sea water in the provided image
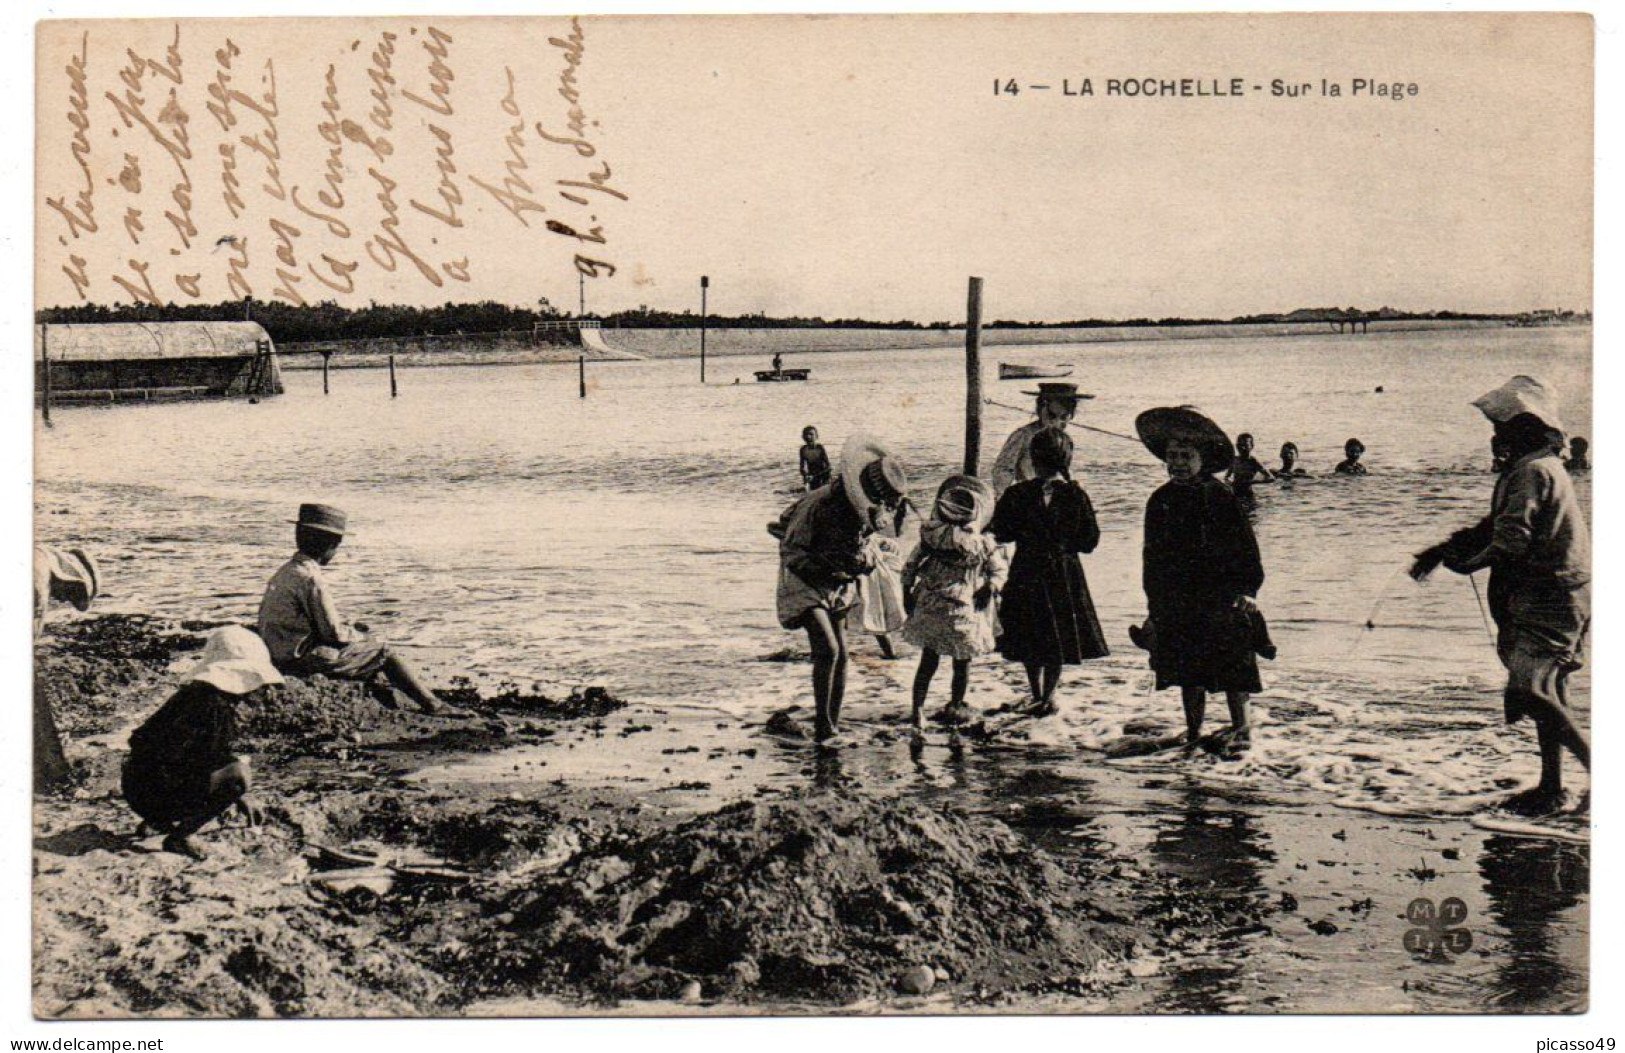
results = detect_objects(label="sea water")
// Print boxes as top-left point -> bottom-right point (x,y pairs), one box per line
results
36,324 -> 1591,1012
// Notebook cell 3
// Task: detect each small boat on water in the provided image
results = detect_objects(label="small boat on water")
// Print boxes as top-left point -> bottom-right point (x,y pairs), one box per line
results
755,368 -> 811,382
998,363 -> 1073,381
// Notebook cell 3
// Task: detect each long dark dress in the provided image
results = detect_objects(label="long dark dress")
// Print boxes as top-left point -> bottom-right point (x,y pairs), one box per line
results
1142,476 -> 1264,692
122,681 -> 237,828
989,477 -> 1109,665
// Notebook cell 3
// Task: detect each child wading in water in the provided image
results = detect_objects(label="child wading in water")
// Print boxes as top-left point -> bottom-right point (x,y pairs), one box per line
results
1225,432 -> 1274,510
257,504 -> 461,716
774,434 -> 908,746
799,426 -> 832,491
1411,377 -> 1590,816
901,475 -> 1007,729
1334,438 -> 1368,475
989,428 -> 1108,716
1136,407 -> 1266,751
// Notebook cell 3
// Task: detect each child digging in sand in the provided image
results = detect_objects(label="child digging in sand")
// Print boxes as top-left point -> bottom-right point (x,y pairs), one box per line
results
257,504 -> 461,716
122,627 -> 280,861
1136,407 -> 1267,751
901,475 -> 1007,729
1410,377 -> 1590,816
774,434 -> 909,746
989,428 -> 1108,716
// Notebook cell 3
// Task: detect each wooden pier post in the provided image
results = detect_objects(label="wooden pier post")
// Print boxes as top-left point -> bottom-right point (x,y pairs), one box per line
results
579,354 -> 587,398
40,324 -> 53,427
321,351 -> 332,394
700,276 -> 709,383
963,277 -> 984,475
388,354 -> 398,397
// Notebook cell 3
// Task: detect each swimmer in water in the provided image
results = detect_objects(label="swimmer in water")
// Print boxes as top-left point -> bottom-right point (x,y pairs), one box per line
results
1334,438 -> 1368,475
1225,433 -> 1274,508
1277,441 -> 1309,478
1565,436 -> 1589,472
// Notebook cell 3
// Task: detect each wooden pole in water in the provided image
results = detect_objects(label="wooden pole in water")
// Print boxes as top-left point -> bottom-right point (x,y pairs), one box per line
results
321,351 -> 331,394
388,354 -> 398,397
963,277 -> 984,475
700,275 -> 709,384
40,323 -> 53,427
579,354 -> 587,398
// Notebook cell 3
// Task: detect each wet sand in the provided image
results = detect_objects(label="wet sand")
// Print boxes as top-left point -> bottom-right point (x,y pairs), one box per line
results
32,614 -> 1587,1017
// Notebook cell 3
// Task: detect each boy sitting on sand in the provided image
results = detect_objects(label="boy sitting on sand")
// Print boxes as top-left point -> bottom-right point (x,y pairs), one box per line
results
257,504 -> 459,716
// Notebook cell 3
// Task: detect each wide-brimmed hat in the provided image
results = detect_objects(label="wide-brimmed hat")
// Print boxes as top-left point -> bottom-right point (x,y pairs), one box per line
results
1135,406 -> 1235,475
290,503 -> 347,535
62,547 -> 99,610
187,625 -> 284,696
1021,382 -> 1095,402
40,546 -> 100,611
933,474 -> 995,530
840,433 -> 908,515
1472,375 -> 1566,434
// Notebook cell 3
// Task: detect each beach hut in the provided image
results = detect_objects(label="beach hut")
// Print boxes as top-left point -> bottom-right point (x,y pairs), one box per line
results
36,321 -> 284,404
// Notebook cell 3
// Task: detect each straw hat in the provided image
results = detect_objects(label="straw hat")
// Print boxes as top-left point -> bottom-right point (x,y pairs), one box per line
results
56,547 -> 100,611
187,626 -> 284,696
1135,406 -> 1235,475
1021,382 -> 1094,402
1472,375 -> 1566,434
933,474 -> 995,531
290,503 -> 347,535
840,433 -> 908,516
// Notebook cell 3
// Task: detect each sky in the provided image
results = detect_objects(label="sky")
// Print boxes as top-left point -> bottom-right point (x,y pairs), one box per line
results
35,13 -> 1593,321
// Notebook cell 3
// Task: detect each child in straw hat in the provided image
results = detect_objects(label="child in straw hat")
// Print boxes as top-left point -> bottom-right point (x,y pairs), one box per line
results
1410,376 -> 1590,816
1136,406 -> 1266,750
123,626 -> 281,861
901,475 -> 1008,729
773,434 -> 909,746
257,504 -> 463,716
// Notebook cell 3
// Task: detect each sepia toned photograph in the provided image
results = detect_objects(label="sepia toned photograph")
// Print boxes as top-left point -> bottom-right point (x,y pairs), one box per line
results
28,11 -> 1595,1021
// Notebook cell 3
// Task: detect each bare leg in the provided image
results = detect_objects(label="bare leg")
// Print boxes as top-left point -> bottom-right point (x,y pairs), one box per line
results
1041,664 -> 1061,707
164,760 -> 251,861
1535,718 -> 1564,795
876,634 -> 897,660
1023,663 -> 1061,717
1225,692 -> 1252,737
381,650 -> 453,714
911,648 -> 940,729
1023,663 -> 1044,708
804,609 -> 848,741
828,612 -> 849,733
1181,686 -> 1207,742
1551,671 -> 1591,769
949,658 -> 972,708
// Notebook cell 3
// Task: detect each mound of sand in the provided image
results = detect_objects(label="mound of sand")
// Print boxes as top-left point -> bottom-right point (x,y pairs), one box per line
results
465,793 -> 1132,1003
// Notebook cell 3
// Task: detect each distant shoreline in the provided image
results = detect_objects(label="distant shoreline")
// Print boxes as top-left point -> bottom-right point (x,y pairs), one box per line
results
279,317 -> 1526,371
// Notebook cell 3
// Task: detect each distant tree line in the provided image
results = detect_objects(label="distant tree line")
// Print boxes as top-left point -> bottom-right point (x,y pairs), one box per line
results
35,298 -> 1543,343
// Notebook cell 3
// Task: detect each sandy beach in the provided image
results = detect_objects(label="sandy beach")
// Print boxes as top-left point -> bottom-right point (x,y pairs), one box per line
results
33,610 -> 1587,1017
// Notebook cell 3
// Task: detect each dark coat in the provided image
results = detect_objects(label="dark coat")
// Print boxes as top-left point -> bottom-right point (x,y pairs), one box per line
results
123,681 -> 238,827
989,477 -> 1109,665
1142,476 -> 1265,692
